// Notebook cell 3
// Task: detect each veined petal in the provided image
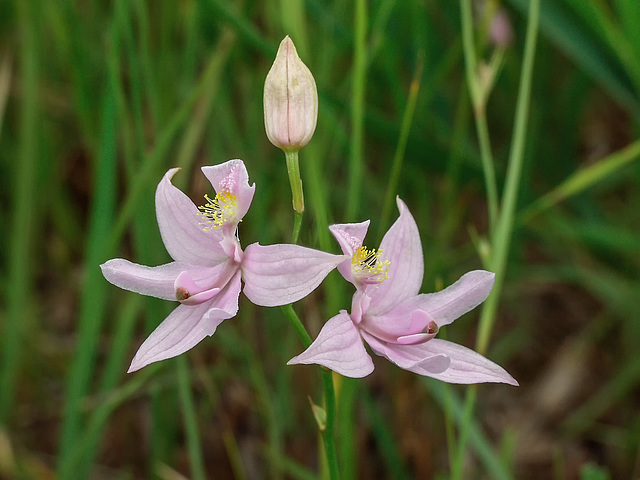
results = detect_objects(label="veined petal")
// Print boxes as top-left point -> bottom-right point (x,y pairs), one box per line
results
128,302 -> 212,372
241,243 -> 345,307
156,168 -> 227,266
368,198 -> 424,315
288,311 -> 374,378
412,270 -> 495,327
201,159 -> 255,223
362,331 -> 450,374
399,338 -> 517,385
101,259 -> 187,300
329,221 -> 370,285
200,270 -> 242,334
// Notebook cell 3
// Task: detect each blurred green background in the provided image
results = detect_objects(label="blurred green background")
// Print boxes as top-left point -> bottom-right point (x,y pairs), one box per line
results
1,0 -> 639,479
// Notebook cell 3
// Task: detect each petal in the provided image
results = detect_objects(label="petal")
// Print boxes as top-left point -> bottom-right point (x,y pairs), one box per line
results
329,221 -> 370,285
413,339 -> 518,385
200,270 -> 242,333
363,301 -> 436,341
155,168 -> 227,265
241,243 -> 345,307
128,302 -> 212,372
128,272 -> 243,373
362,331 -> 451,374
368,198 -> 424,315
101,259 -> 186,300
411,270 -> 495,327
201,159 -> 255,222
173,260 -> 240,305
288,311 -> 374,378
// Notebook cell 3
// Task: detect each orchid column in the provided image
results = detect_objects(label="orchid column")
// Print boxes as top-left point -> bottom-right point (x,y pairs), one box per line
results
264,35 -> 318,243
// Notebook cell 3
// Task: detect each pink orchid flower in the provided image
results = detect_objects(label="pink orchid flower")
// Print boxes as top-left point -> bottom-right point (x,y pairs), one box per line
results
288,198 -> 518,385
101,159 -> 344,372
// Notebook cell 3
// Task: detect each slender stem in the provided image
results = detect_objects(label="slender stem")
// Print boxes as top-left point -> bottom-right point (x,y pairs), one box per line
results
477,0 -> 540,355
379,53 -> 424,238
281,304 -> 312,348
320,370 -> 340,480
346,0 -> 367,221
460,0 -> 498,232
281,305 -> 340,480
0,0 -> 38,423
292,211 -> 303,244
177,357 -> 207,480
285,149 -> 305,215
453,1 -> 540,479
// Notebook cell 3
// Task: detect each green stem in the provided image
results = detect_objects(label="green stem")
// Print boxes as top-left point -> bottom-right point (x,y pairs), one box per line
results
346,0 -> 367,221
281,305 -> 339,480
0,0 -> 38,423
292,211 -> 303,244
280,305 -> 312,348
177,357 -> 207,480
320,370 -> 340,480
453,1 -> 540,479
285,150 -> 305,215
460,0 -> 498,232
379,53 -> 424,238
477,0 -> 540,355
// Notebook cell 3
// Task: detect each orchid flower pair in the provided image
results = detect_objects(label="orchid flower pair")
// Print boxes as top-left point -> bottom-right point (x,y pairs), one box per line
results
102,160 -> 516,385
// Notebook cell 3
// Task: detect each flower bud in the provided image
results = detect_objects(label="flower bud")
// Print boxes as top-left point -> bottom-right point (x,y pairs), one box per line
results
264,36 -> 318,152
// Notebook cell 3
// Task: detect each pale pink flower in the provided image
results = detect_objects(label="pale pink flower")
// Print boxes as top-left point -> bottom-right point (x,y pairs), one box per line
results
288,198 -> 518,385
102,159 -> 344,372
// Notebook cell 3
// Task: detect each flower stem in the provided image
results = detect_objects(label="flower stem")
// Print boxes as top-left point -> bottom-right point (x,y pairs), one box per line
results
280,305 -> 340,480
320,370 -> 340,480
281,304 -> 312,348
285,149 -> 304,216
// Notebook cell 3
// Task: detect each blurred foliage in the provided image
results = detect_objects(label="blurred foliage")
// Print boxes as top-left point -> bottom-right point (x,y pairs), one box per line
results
0,0 -> 639,479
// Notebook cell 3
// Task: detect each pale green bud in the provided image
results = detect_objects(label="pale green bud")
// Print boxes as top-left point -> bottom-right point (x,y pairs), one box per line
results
264,36 -> 318,152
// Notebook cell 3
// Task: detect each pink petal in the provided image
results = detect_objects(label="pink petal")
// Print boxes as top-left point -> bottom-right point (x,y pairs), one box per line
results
389,338 -> 518,385
287,311 -> 374,378
156,168 -> 227,266
329,221 -> 370,285
362,331 -> 451,374
173,260 -> 240,305
201,159 -> 255,223
200,270 -> 242,333
411,270 -> 495,327
241,243 -> 345,307
363,302 -> 436,341
100,259 -> 187,300
368,198 -> 424,315
127,272 -> 242,373
128,302 -> 212,372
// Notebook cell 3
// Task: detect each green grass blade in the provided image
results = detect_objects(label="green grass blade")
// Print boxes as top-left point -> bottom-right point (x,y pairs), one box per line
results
0,0 -> 39,423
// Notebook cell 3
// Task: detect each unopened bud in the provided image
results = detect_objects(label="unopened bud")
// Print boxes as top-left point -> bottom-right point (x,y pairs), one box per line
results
264,36 -> 318,152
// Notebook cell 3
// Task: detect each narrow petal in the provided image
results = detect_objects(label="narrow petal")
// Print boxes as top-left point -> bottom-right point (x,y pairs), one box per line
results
393,338 -> 517,385
201,159 -> 255,222
411,270 -> 495,327
241,243 -> 345,307
101,259 -> 187,300
155,168 -> 227,266
288,311 -> 374,378
362,331 -> 450,374
128,302 -> 212,372
329,221 -> 370,284
368,198 -> 424,315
